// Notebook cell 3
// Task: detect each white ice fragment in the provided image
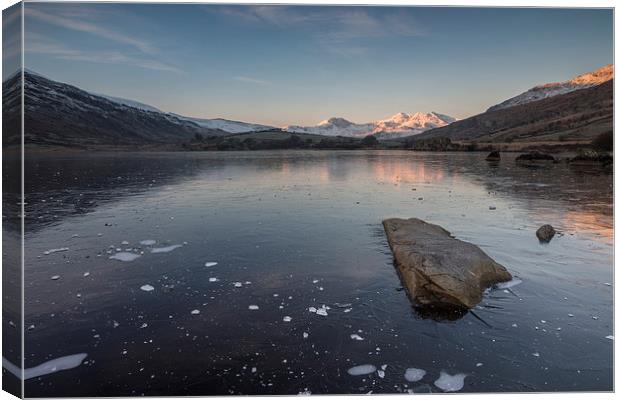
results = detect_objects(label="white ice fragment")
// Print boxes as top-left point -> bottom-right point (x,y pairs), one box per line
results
308,307 -> 317,313
251,367 -> 257,373
350,334 -> 364,341
493,277 -> 523,290
312,279 -> 319,284
140,284 -> 154,292
377,370 -> 385,378
249,305 -> 259,310
113,321 -> 120,328
3,353 -> 88,380
347,364 -> 376,376
381,364 -> 387,371
140,323 -> 148,329
476,363 -> 483,367
140,240 -> 156,246
233,282 -> 243,288
44,248 -> 69,255
532,352 -> 540,357
434,371 -> 467,392
344,308 -> 352,313
51,275 -> 60,281
151,244 -> 183,254
606,335 -> 614,340
121,241 -> 129,245
205,262 -> 218,267
404,368 -> 426,382
109,252 -> 141,262
568,313 -> 574,317
302,332 -> 309,339
283,316 -> 292,322
315,307 -> 328,316
191,309 -> 200,315
83,272 -> 90,277
209,277 -> 219,282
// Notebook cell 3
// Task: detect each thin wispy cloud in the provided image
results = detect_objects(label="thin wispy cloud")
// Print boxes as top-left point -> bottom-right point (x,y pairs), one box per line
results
233,76 -> 271,85
207,5 -> 425,57
26,34 -> 182,73
25,8 -> 158,55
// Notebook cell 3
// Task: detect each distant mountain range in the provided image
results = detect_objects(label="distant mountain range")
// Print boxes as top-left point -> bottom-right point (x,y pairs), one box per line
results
284,112 -> 456,139
416,65 -> 613,144
2,64 -> 613,148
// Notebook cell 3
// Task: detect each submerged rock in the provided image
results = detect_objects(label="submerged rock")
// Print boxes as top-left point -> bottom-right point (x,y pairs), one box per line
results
485,151 -> 501,161
382,218 -> 512,309
536,224 -> 556,243
515,152 -> 556,163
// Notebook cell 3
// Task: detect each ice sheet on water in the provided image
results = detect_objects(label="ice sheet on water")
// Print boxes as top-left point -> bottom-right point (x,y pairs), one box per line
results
347,364 -> 376,376
434,371 -> 467,392
109,252 -> 141,262
151,244 -> 183,254
404,368 -> 426,382
44,248 -> 69,255
140,284 -> 155,292
3,353 -> 87,380
140,240 -> 156,246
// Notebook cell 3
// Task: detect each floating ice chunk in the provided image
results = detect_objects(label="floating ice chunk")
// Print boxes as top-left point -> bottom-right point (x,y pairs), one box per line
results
532,352 -> 540,357
140,323 -> 148,329
140,240 -> 156,246
140,284 -> 154,292
151,244 -> 183,254
350,334 -> 364,341
3,353 -> 88,380
347,364 -> 376,376
493,278 -> 522,290
233,282 -> 243,288
209,277 -> 219,282
121,241 -> 129,245
51,275 -> 60,281
83,272 -> 90,277
308,307 -> 317,313
606,335 -> 614,340
191,309 -> 200,315
476,363 -> 483,367
44,248 -> 69,255
434,371 -> 466,392
404,368 -> 426,382
381,364 -> 387,371
249,305 -> 259,310
283,316 -> 292,322
303,332 -> 309,339
377,370 -> 385,378
109,252 -> 141,262
205,262 -> 218,267
315,306 -> 328,316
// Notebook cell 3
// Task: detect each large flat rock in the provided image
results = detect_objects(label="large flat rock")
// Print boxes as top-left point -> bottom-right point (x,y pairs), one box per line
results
383,218 -> 512,309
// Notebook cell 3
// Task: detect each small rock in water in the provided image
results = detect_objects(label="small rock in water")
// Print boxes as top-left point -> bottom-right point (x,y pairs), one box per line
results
404,368 -> 426,382
140,284 -> 155,292
536,224 -> 556,243
51,275 -> 60,281
205,262 -> 218,267
248,305 -> 259,310
347,364 -> 376,376
191,309 -> 200,315
489,206 -> 496,210
109,252 -> 141,262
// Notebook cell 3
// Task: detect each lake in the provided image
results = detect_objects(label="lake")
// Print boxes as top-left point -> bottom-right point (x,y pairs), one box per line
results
10,150 -> 613,395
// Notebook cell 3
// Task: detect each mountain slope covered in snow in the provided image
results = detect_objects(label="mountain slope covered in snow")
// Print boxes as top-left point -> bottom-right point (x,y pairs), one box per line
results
284,112 -> 456,139
488,64 -> 613,112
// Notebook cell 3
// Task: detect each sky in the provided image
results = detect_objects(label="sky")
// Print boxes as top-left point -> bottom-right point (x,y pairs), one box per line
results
3,3 -> 614,126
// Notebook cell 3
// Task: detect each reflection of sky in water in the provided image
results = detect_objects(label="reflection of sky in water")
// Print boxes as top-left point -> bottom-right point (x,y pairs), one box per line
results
17,151 -> 613,396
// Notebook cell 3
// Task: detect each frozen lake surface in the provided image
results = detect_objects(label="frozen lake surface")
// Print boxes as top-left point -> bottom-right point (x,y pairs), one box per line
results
10,150 -> 613,395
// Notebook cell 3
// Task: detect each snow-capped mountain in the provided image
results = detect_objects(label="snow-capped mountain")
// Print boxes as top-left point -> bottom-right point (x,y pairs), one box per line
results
95,94 -> 162,113
170,114 -> 274,134
488,64 -> 613,112
284,112 -> 456,139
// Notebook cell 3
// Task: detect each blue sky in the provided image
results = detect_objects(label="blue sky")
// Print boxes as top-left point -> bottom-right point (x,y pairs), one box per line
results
8,4 -> 614,126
